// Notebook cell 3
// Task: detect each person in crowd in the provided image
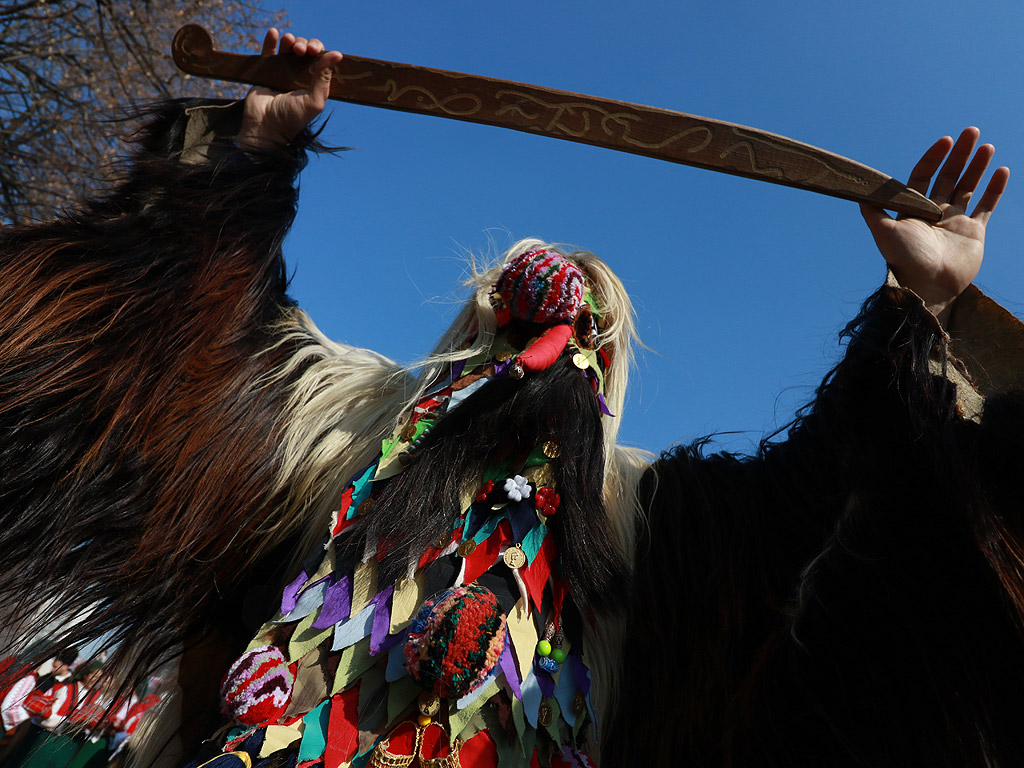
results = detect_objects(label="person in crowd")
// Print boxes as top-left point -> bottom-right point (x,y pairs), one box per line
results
0,649 -> 79,765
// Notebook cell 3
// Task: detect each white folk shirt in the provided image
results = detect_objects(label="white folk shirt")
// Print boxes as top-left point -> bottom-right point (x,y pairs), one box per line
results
1,673 -> 73,731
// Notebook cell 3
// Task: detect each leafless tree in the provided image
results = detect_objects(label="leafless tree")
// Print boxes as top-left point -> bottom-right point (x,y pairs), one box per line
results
0,0 -> 283,223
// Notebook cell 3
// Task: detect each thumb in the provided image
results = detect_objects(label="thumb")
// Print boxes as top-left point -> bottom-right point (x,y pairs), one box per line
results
859,202 -> 894,236
309,52 -> 342,110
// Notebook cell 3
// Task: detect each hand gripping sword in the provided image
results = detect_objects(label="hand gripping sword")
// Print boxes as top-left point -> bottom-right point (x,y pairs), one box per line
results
172,25 -> 941,221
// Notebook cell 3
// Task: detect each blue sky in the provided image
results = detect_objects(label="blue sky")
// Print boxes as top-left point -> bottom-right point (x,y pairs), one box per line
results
245,0 -> 1024,455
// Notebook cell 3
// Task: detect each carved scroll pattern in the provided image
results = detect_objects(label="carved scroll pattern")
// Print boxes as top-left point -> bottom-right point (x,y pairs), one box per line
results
335,74 -> 870,190
495,90 -> 714,154
334,73 -> 482,116
725,128 -> 866,188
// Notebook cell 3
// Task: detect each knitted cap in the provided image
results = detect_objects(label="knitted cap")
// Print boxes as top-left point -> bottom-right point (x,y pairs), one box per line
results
496,249 -> 585,325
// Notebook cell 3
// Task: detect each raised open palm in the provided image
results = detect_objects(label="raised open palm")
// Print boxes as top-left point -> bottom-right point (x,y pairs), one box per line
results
861,127 -> 1009,325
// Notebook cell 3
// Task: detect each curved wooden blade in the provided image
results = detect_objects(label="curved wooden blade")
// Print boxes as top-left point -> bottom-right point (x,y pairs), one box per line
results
173,25 -> 941,221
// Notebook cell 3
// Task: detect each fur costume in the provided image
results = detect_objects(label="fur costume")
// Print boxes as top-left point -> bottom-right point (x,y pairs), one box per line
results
2,99 -> 1024,766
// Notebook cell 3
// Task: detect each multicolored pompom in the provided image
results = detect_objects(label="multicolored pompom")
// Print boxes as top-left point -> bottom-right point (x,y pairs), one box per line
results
496,250 -> 585,325
404,584 -> 507,699
220,644 -> 295,726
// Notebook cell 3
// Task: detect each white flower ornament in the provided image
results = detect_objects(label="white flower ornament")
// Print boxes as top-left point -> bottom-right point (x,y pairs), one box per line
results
503,475 -> 532,502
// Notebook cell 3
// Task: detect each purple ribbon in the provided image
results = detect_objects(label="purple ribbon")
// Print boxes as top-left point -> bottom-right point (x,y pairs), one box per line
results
369,585 -> 395,654
311,574 -> 352,629
279,570 -> 308,615
497,637 -> 522,700
572,651 -> 591,696
378,627 -> 409,657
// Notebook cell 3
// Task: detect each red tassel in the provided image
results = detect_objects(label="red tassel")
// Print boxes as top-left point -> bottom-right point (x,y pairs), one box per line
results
517,324 -> 574,373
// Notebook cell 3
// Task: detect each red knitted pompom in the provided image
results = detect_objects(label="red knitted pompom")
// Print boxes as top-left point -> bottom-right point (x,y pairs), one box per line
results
496,250 -> 585,325
220,644 -> 295,726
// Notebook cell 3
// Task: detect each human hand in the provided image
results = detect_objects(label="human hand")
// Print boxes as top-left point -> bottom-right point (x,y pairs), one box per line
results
860,128 -> 1009,327
236,29 -> 344,150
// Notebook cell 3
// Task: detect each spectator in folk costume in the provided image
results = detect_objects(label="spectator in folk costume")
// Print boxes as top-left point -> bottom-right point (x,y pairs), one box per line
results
10,661 -> 111,768
1,27 -> 1024,768
108,679 -> 167,768
67,665 -> 128,768
0,649 -> 79,765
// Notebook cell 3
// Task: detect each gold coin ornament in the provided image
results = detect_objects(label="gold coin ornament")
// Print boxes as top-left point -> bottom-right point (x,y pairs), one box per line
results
418,691 -> 441,718
457,539 -> 477,558
538,699 -> 554,727
573,691 -> 587,715
503,545 -> 527,569
542,440 -> 560,459
572,352 -> 589,369
358,497 -> 375,516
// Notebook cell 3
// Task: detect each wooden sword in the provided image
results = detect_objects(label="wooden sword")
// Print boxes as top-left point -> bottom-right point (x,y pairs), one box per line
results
172,24 -> 942,221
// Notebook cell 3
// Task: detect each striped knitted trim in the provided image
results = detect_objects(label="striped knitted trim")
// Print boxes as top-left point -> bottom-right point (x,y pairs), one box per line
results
220,644 -> 295,726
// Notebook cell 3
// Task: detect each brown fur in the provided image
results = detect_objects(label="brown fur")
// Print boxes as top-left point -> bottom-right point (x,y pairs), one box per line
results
0,100 -> 316,692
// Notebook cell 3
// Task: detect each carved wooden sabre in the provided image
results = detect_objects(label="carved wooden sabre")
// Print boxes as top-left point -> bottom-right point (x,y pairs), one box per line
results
173,25 -> 941,221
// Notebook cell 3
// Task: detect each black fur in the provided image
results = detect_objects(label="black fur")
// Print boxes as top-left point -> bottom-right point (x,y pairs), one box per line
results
603,285 -> 1024,767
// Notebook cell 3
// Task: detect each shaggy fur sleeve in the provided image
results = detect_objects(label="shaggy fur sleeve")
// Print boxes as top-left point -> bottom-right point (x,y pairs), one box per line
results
0,99 -> 317,684
604,282 -> 1024,767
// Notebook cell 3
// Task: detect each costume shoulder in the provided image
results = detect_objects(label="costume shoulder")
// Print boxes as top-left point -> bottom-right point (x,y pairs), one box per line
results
0,99 -> 407,694
604,280 -> 1024,767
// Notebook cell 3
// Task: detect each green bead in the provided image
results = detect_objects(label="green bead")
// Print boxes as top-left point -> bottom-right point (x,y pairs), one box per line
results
551,648 -> 567,664
536,640 -> 552,657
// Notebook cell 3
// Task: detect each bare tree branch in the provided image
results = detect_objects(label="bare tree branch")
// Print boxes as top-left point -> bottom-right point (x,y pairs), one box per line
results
0,0 -> 285,223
